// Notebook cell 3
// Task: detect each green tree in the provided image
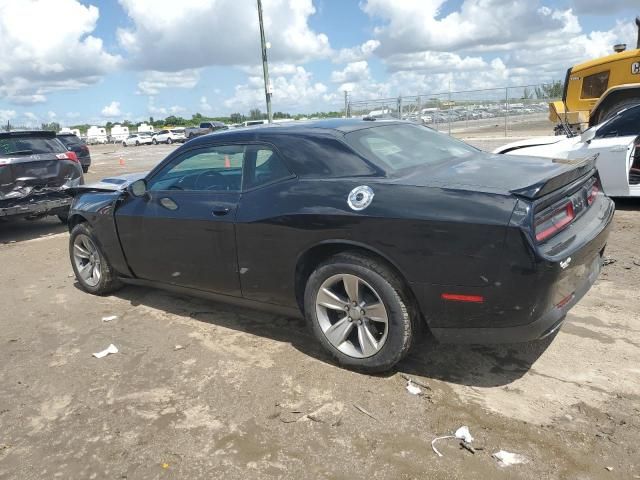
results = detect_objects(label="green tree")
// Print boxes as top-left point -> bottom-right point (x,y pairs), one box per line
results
535,81 -> 563,99
249,108 -> 263,120
229,113 -> 243,124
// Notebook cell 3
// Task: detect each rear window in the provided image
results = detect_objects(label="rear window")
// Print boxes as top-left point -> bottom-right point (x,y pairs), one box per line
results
345,124 -> 477,173
0,137 -> 65,156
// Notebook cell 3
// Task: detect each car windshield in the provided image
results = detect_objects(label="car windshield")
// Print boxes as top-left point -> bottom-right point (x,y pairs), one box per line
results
345,123 -> 478,173
0,137 -> 64,156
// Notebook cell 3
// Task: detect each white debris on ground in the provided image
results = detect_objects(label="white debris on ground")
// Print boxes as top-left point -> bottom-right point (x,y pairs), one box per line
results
406,380 -> 422,395
101,315 -> 118,322
431,426 -> 474,457
492,450 -> 528,466
92,344 -> 118,359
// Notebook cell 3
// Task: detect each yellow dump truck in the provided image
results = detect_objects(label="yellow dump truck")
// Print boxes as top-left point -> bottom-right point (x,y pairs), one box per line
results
549,17 -> 640,133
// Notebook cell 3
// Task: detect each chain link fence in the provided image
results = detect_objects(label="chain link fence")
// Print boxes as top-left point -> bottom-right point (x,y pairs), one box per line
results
347,83 -> 561,139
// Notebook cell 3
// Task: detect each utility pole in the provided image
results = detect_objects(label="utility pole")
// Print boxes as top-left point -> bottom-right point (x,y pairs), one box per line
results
344,90 -> 349,118
257,0 -> 273,124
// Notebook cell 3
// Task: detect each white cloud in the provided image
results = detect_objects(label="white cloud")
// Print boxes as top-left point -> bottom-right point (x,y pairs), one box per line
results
199,96 -> 213,113
147,97 -> 167,117
101,101 -> 122,117
224,66 -> 328,112
334,40 -> 380,63
570,0 -> 639,14
47,111 -> 57,120
0,0 -> 121,104
117,0 -> 331,71
384,51 -> 487,73
137,69 -> 201,95
169,105 -> 186,115
331,61 -> 371,83
0,109 -> 16,124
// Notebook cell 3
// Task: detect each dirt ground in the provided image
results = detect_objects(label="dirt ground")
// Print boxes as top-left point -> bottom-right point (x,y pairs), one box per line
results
1,135 -> 639,479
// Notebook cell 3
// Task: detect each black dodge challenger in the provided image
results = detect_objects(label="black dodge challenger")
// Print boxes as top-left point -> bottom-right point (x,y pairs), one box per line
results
68,119 -> 614,371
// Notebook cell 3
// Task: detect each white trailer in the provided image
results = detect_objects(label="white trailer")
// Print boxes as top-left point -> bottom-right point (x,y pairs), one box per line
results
137,123 -> 154,134
110,125 -> 129,142
86,126 -> 107,144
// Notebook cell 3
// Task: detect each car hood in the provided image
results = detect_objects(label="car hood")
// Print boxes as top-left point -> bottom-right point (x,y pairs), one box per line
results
391,152 -> 596,199
69,171 -> 147,194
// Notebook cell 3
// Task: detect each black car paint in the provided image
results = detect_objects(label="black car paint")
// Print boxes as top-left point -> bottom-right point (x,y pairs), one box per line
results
57,133 -> 91,170
1,131 -> 84,219
68,120 -> 614,343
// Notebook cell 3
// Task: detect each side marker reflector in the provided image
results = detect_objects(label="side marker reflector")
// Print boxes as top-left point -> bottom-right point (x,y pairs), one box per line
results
441,293 -> 484,303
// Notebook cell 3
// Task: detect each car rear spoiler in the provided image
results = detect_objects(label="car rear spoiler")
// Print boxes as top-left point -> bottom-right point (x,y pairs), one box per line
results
0,130 -> 56,139
509,154 -> 598,200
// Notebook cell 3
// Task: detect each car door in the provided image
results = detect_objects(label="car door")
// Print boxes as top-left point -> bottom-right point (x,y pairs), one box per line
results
566,106 -> 640,196
115,144 -> 246,295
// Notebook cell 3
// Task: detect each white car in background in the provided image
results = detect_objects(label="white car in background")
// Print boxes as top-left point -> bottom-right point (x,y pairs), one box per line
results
495,105 -> 640,197
152,128 -> 186,145
122,133 -> 153,147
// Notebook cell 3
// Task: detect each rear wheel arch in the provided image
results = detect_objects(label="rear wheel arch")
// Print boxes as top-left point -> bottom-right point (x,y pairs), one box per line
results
294,241 -> 422,322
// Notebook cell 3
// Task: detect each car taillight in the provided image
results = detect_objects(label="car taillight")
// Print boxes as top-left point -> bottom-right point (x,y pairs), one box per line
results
56,151 -> 79,163
535,201 -> 575,242
587,183 -> 599,205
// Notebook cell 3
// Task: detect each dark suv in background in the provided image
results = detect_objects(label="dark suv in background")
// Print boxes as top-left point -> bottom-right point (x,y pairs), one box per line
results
57,132 -> 91,173
0,131 -> 83,223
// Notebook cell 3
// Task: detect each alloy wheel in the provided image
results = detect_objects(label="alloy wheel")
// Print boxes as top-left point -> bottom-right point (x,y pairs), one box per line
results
72,234 -> 101,287
315,274 -> 389,358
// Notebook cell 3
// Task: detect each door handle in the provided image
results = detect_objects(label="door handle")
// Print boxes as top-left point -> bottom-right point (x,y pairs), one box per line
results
212,207 -> 230,216
159,197 -> 178,210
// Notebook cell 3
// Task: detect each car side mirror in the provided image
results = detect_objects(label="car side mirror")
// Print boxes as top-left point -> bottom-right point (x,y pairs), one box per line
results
580,128 -> 596,143
129,179 -> 148,198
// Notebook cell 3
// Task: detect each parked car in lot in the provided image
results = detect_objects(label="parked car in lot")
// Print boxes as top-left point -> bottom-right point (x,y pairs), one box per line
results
184,121 -> 228,139
1,131 -> 83,223
152,128 -> 186,145
57,132 -> 91,173
122,133 -> 153,147
67,119 -> 613,372
495,104 -> 640,197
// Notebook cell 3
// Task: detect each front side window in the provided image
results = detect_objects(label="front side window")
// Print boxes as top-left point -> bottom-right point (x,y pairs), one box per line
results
148,145 -> 245,192
345,124 -> 477,173
581,71 -> 609,99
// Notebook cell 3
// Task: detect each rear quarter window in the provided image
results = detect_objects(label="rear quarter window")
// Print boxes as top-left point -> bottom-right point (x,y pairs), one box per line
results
345,123 -> 477,173
275,134 -> 379,177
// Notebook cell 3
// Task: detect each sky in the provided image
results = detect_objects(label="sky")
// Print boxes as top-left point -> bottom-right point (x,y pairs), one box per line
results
0,0 -> 638,127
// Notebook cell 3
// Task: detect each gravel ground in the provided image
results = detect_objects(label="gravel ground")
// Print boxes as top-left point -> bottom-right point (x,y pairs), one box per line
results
1,134 -> 639,479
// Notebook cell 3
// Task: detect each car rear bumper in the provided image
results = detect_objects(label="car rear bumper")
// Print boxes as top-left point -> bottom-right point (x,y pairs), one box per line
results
422,196 -> 614,344
430,252 -> 602,343
0,193 -> 72,218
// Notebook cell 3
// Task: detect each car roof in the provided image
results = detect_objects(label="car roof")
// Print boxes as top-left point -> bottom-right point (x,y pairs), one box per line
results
0,130 -> 56,139
186,118 -> 405,146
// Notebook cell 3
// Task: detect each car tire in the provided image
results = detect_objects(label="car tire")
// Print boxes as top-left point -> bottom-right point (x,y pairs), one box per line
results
57,212 -> 69,224
166,138 -> 173,144
152,138 -> 157,145
82,165 -> 89,173
69,223 -> 122,295
304,251 -> 418,372
122,142 -> 127,147
135,141 -> 140,146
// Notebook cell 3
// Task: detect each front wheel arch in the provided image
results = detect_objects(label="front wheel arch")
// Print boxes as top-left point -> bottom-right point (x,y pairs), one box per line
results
294,242 -> 423,327
67,213 -> 88,232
